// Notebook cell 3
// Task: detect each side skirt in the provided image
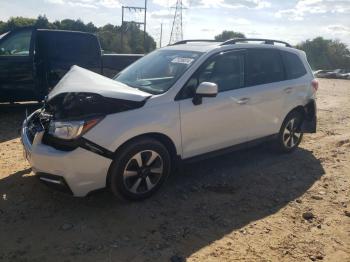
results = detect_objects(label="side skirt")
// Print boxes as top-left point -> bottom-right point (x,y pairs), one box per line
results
182,134 -> 278,164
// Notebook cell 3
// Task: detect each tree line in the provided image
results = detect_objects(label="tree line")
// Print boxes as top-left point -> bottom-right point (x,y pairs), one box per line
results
1,16 -> 349,70
0,15 -> 156,54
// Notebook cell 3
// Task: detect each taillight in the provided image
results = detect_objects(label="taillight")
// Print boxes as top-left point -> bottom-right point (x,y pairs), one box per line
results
311,79 -> 319,92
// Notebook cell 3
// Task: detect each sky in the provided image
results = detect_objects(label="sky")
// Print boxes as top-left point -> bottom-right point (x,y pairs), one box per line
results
1,0 -> 350,47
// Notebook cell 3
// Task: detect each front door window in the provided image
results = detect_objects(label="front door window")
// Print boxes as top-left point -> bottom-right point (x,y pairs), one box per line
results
0,30 -> 32,56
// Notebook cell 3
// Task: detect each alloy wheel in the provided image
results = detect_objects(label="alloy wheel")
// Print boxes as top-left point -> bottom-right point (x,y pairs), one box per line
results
123,150 -> 164,194
282,118 -> 301,148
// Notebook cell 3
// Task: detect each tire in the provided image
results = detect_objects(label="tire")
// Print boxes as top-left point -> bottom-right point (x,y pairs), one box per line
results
274,111 -> 304,153
109,138 -> 172,200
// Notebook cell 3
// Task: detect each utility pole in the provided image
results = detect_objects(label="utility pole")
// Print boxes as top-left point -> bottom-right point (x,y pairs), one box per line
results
144,0 -> 147,49
121,1 -> 147,53
121,7 -> 124,52
169,0 -> 186,44
159,23 -> 163,48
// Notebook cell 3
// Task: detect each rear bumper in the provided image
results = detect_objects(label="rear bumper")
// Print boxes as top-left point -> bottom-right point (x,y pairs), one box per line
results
21,116 -> 112,197
301,100 -> 317,133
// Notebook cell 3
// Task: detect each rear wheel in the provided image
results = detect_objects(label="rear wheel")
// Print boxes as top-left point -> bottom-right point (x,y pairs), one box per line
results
275,111 -> 303,153
109,138 -> 171,200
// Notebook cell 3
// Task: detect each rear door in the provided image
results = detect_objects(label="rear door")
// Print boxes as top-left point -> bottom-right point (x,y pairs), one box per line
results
240,48 -> 288,140
0,28 -> 36,102
280,50 -> 309,117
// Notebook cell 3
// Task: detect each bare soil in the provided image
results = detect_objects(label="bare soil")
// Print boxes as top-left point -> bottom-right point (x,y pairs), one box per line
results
0,79 -> 349,262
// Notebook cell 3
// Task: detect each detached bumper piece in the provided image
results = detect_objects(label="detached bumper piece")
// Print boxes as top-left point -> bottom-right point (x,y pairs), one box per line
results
301,100 -> 317,133
37,173 -> 73,195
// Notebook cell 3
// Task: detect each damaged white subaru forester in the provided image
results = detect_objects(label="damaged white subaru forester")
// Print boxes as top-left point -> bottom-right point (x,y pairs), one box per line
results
22,39 -> 318,200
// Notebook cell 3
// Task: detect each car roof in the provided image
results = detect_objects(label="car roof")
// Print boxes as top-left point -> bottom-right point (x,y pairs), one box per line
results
161,41 -> 301,55
162,42 -> 222,52
37,29 -> 95,36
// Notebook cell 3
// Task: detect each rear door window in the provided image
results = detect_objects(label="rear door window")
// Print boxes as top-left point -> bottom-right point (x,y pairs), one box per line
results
246,49 -> 284,86
52,33 -> 99,63
282,51 -> 307,80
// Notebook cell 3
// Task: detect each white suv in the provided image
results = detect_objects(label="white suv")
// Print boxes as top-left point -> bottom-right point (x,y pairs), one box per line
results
22,38 -> 318,200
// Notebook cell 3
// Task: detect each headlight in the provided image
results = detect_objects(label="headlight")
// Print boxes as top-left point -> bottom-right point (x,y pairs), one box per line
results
48,118 -> 101,140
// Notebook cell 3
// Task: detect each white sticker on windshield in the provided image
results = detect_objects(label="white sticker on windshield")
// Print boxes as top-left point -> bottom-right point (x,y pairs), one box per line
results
171,57 -> 194,65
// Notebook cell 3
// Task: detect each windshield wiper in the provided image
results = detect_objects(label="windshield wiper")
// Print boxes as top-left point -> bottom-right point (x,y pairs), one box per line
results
137,86 -> 163,95
115,79 -> 161,95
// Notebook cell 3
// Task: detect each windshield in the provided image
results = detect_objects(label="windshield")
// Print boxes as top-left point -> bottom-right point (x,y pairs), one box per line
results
114,49 -> 203,94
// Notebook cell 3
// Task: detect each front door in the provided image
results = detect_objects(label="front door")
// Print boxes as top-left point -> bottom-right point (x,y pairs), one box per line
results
178,50 -> 253,158
0,28 -> 36,102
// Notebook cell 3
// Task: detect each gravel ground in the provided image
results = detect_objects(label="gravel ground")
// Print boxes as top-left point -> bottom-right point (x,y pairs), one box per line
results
0,79 -> 349,262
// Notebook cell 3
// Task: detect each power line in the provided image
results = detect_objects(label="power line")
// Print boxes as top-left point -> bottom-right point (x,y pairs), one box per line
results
169,0 -> 186,45
121,0 -> 147,52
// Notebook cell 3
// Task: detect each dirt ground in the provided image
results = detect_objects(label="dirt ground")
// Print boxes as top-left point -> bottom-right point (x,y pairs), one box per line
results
0,79 -> 349,262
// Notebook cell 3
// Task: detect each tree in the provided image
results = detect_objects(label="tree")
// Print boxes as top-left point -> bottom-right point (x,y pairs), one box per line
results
297,37 -> 350,70
1,17 -> 36,32
0,16 -> 156,54
214,30 -> 245,41
35,15 -> 50,29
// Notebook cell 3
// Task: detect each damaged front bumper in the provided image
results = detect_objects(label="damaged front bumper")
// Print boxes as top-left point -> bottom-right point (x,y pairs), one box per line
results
21,111 -> 112,197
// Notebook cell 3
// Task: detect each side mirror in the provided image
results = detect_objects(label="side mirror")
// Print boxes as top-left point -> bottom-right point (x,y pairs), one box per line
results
192,82 -> 218,105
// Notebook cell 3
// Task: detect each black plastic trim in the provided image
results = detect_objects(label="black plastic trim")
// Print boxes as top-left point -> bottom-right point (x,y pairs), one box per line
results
183,134 -> 277,163
36,172 -> 73,195
221,38 -> 292,47
172,39 -> 219,45
301,100 -> 317,133
79,138 -> 115,159
42,133 -> 115,159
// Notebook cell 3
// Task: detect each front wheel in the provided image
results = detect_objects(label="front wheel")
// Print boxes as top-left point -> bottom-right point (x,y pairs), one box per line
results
275,111 -> 304,153
109,138 -> 171,200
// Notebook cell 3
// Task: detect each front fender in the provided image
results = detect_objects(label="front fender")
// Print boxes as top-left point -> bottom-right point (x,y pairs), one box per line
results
83,102 -> 182,156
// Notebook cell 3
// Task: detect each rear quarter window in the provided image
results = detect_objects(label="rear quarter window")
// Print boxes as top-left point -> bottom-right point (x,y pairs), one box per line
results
282,51 -> 307,80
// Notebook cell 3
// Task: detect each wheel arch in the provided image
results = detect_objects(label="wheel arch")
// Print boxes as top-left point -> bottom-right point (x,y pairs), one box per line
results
287,105 -> 305,120
106,132 -> 179,185
283,99 -> 317,133
282,105 -> 306,125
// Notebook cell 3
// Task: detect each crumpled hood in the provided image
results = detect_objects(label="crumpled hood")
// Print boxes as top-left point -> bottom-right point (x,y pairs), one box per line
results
48,65 -> 151,102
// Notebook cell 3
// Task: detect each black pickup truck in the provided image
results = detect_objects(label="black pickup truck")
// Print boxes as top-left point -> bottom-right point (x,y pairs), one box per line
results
0,27 -> 143,102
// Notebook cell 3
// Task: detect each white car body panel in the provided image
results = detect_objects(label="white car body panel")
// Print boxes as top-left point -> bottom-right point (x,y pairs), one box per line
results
22,118 -> 111,196
21,42 -> 317,197
179,88 -> 255,158
83,101 -> 182,156
48,65 -> 151,101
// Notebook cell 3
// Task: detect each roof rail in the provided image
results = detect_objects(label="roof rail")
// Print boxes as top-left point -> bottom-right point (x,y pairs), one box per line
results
171,39 -> 218,45
220,38 -> 292,47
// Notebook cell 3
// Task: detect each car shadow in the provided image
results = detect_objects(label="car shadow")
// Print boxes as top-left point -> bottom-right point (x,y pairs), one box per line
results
0,102 -> 41,143
0,144 -> 325,261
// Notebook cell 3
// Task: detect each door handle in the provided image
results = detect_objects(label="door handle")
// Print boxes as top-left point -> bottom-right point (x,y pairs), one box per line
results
284,87 -> 293,93
236,97 -> 250,105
